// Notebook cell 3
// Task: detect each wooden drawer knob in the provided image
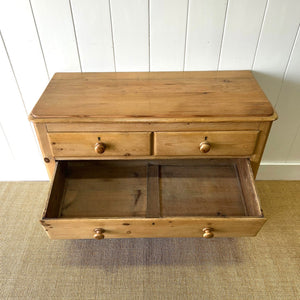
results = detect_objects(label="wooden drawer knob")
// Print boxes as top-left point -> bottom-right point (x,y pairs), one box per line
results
202,227 -> 214,239
94,228 -> 105,240
94,142 -> 106,154
199,141 -> 211,153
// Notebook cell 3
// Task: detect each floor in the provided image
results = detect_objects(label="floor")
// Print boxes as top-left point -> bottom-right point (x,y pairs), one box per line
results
0,181 -> 299,299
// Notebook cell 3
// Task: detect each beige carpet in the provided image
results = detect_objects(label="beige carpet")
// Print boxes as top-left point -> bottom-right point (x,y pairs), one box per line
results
0,181 -> 299,299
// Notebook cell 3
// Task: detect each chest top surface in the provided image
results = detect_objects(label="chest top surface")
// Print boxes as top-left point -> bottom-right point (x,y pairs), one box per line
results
29,71 -> 276,123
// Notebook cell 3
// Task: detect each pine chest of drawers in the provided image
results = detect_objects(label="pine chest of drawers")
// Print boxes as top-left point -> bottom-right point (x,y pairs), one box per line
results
29,71 -> 277,240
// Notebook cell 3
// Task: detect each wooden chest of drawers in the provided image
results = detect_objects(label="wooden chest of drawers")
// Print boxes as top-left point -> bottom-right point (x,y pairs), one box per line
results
29,71 -> 277,240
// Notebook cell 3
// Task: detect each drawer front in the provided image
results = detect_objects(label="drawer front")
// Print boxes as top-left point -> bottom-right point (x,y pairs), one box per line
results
48,132 -> 151,157
42,217 -> 266,239
154,131 -> 259,156
42,159 -> 265,239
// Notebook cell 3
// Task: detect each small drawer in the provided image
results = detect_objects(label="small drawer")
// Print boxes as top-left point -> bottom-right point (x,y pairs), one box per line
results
41,159 -> 265,239
48,132 -> 151,157
154,131 -> 259,156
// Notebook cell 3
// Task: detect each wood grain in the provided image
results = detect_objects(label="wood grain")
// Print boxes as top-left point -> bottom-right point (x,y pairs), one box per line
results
160,164 -> 247,217
154,131 -> 259,156
46,122 -> 261,132
60,162 -> 147,218
236,159 -> 262,216
29,71 -> 275,123
34,123 -> 56,178
251,121 -> 272,177
146,165 -> 160,218
48,132 -> 151,157
41,159 -> 265,239
43,161 -> 66,218
41,217 -> 266,239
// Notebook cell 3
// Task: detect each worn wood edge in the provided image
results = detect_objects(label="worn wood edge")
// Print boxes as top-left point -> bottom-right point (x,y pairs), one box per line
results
48,131 -> 152,157
41,162 -> 58,220
146,165 -> 161,218
53,155 -> 251,160
46,122 -> 262,132
236,159 -> 263,217
251,121 -> 273,178
29,114 -> 278,123
33,123 -> 55,178
51,70 -> 256,78
154,130 -> 259,156
41,217 -> 266,239
41,161 -> 66,220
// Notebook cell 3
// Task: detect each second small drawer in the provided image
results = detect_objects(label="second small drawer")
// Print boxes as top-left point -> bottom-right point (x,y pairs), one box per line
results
154,131 -> 259,156
48,132 -> 151,157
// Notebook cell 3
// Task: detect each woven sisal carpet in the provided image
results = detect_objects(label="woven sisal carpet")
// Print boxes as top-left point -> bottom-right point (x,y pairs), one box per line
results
0,181 -> 299,299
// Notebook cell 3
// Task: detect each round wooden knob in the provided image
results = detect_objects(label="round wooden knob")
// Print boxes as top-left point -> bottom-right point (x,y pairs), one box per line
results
94,142 -> 106,154
202,227 -> 214,239
199,141 -> 211,153
94,228 -> 105,240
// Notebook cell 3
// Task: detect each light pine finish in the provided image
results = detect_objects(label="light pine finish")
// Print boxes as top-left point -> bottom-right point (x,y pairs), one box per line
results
48,132 -> 151,157
58,162 -> 147,218
2,2 -> 300,181
46,122 -> 261,132
41,217 -> 266,239
41,159 -> 265,239
33,123 -> 55,177
154,131 -> 259,156
160,163 -> 247,217
29,71 -> 275,123
236,159 -> 262,216
250,121 -> 272,177
146,165 -> 160,218
29,71 -> 276,239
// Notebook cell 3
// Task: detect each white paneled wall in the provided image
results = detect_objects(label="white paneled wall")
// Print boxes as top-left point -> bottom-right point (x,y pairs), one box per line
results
0,0 -> 299,180
71,0 -> 115,72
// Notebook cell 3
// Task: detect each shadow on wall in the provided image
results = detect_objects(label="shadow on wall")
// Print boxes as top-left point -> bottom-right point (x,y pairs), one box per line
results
252,70 -> 300,106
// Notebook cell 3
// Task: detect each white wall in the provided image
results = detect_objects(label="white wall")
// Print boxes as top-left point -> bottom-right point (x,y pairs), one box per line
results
0,0 -> 299,180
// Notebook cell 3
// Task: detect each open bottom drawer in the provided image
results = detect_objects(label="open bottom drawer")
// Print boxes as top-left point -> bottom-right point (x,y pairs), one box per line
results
42,159 -> 266,239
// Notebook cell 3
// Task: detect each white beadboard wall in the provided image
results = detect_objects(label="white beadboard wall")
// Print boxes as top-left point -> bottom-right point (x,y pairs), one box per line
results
0,0 -> 299,180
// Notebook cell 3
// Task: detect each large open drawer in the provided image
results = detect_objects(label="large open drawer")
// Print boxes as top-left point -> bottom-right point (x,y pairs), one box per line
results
41,159 -> 266,239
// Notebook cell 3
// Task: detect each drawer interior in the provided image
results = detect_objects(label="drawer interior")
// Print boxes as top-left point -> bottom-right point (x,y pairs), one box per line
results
45,159 -> 263,219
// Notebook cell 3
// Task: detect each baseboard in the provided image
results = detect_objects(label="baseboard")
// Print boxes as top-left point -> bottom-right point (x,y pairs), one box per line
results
256,163 -> 300,180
